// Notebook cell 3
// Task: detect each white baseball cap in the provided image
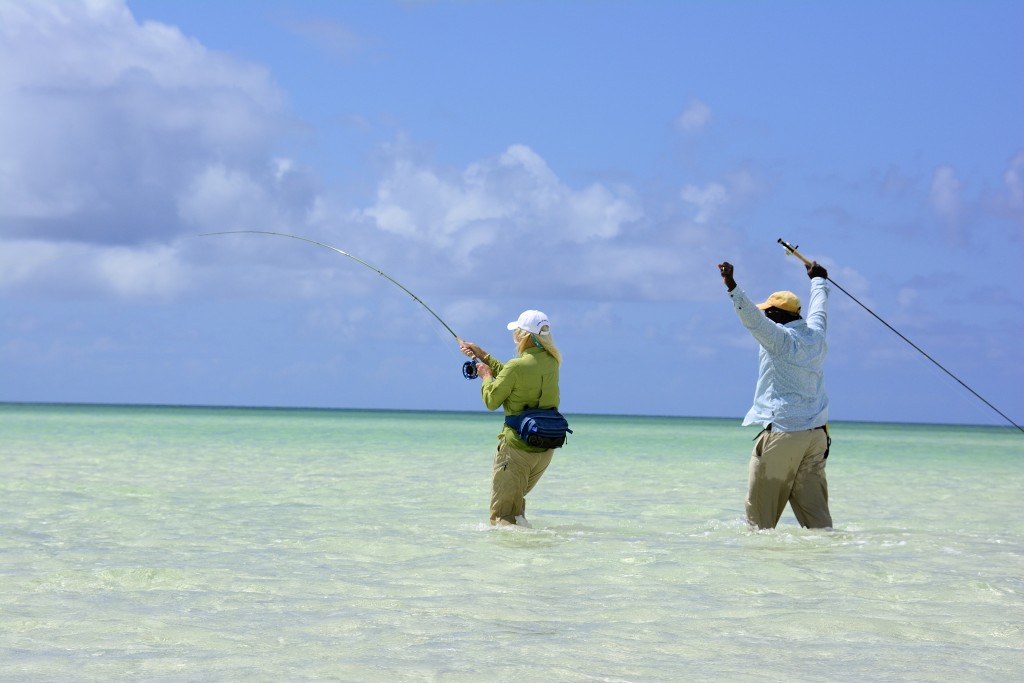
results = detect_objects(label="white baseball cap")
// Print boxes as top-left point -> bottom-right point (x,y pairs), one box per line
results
507,310 -> 550,335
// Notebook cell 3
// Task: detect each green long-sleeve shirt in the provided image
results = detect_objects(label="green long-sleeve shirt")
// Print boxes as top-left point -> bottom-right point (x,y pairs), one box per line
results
480,346 -> 560,451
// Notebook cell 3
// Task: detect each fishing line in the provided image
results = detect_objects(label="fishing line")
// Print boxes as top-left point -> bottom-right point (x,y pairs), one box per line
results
200,230 -> 479,380
778,238 -> 1023,434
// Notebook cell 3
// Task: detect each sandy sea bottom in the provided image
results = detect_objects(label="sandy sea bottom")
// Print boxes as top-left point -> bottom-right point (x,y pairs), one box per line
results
1,405 -> 1022,681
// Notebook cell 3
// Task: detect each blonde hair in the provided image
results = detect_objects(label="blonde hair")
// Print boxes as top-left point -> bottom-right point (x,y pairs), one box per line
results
513,326 -> 562,366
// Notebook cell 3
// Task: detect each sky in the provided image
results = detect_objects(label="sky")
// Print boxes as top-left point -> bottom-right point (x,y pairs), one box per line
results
1,0 -> 1022,427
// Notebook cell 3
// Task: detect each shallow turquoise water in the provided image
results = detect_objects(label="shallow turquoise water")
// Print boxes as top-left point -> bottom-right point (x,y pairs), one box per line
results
2,404 -> 1022,681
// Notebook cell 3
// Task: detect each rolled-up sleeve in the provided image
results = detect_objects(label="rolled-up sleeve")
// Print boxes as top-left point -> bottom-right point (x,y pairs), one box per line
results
481,364 -> 515,411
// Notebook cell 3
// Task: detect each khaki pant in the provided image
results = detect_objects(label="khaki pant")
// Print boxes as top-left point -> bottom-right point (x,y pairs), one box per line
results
490,437 -> 554,525
746,428 -> 832,530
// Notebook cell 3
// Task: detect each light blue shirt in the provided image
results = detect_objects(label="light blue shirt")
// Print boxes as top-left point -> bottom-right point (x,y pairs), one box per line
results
729,278 -> 830,432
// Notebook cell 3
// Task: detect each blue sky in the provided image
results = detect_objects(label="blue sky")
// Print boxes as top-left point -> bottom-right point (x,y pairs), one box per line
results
2,0 -> 1022,427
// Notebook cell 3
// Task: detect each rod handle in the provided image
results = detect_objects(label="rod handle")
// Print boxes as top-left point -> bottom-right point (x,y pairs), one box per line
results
778,238 -> 813,266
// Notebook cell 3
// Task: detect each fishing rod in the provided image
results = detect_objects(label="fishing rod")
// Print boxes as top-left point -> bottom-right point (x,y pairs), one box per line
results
200,230 -> 480,379
778,237 -> 1023,434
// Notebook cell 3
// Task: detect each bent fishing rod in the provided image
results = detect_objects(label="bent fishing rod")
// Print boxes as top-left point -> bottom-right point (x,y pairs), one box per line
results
778,237 -> 1023,434
200,230 -> 480,379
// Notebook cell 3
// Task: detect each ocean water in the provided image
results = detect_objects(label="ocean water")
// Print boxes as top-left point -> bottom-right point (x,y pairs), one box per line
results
1,404 -> 1022,682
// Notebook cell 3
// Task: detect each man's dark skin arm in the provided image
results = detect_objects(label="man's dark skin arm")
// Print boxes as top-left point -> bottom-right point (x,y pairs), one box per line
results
806,262 -> 828,279
718,262 -> 737,291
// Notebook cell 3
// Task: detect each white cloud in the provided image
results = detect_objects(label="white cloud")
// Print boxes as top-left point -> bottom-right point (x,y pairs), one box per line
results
179,165 -> 268,230
0,0 -> 295,245
177,160 -> 317,233
681,182 -> 728,224
0,3 -> 752,307
929,165 -> 962,225
897,287 -> 919,308
569,244 -> 686,298
96,243 -> 187,299
677,98 -> 712,132
362,144 -> 643,251
0,238 -> 188,300
1003,152 -> 1024,209
353,142 -> 750,302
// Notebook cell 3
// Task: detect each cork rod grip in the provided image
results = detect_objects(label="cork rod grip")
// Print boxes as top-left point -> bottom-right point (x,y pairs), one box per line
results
777,238 -> 812,266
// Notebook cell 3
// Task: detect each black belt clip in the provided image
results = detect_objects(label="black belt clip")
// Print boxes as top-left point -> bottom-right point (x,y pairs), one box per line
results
753,423 -> 773,440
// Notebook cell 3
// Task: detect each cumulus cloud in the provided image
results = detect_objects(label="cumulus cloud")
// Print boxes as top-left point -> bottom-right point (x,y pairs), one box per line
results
929,165 -> 962,229
897,287 -> 919,308
0,2 -> 735,306
0,238 -> 187,300
353,142 -> 742,301
177,159 -> 319,233
361,144 -> 643,254
0,0 -> 306,246
0,0 -> 325,298
681,182 -> 728,224
1003,152 -> 1024,210
567,244 -> 691,299
677,98 -> 712,132
677,166 -> 764,228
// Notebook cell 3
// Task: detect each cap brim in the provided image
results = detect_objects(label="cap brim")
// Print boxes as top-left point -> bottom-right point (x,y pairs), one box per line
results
506,321 -> 519,331
756,302 -> 771,310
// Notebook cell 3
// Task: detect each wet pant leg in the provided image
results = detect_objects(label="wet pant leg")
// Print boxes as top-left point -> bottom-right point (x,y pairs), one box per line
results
789,430 -> 832,529
746,428 -> 831,529
490,438 -> 554,525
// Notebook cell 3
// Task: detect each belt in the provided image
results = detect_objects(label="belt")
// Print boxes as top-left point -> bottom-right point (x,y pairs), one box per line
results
757,424 -> 831,459
763,423 -> 826,433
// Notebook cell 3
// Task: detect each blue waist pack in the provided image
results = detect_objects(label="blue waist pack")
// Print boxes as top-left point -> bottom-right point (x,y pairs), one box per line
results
505,408 -> 573,449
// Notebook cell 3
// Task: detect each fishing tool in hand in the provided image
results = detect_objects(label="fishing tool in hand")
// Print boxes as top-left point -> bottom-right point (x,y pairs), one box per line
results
778,238 -> 1023,434
201,230 -> 479,380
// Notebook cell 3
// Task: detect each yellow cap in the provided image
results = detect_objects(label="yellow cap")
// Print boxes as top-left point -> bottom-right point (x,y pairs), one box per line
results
756,291 -> 801,314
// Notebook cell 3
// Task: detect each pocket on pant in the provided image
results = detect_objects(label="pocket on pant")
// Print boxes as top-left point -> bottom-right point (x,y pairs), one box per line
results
753,432 -> 769,458
492,445 -> 510,472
